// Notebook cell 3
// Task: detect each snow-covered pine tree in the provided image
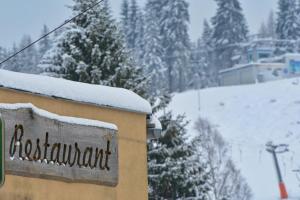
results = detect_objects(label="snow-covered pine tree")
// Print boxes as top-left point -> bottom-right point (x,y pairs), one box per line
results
144,0 -> 164,23
189,129 -> 212,200
0,46 -> 8,69
38,25 -> 52,59
127,0 -> 139,51
142,0 -> 166,95
296,0 -> 300,52
276,0 -> 299,54
121,0 -> 145,64
160,0 -> 190,93
258,11 -> 276,39
202,20 -> 220,86
188,41 -> 202,90
39,0 -> 147,96
202,19 -> 213,51
211,0 -> 249,70
148,113 -> 210,199
145,8 -> 212,194
187,19 -> 217,89
259,22 -> 268,38
3,43 -> 20,72
120,0 -> 130,47
201,19 -> 216,87
17,35 -> 39,74
194,118 -> 252,200
276,0 -> 299,40
135,9 -> 145,65
267,10 -> 276,39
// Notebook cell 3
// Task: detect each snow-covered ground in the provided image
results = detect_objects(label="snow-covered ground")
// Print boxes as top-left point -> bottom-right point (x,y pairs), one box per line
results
168,78 -> 300,200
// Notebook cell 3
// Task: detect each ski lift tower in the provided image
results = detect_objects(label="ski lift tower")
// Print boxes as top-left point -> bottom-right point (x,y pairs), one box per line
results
266,141 -> 289,199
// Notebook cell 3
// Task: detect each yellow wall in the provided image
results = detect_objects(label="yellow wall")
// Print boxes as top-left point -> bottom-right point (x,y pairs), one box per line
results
0,87 -> 148,200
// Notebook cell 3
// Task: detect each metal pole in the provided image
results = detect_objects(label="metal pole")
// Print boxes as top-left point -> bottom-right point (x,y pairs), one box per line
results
266,142 -> 289,199
272,151 -> 283,183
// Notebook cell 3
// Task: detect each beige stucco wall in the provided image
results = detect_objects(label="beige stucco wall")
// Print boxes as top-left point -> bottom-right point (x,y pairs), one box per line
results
0,87 -> 148,200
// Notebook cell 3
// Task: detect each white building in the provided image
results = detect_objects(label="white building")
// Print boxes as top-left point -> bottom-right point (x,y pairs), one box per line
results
219,53 -> 300,86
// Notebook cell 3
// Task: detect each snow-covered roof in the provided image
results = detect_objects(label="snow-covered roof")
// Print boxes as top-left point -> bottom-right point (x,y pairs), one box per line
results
260,53 -> 300,63
0,69 -> 152,114
0,103 -> 117,130
219,62 -> 286,73
219,63 -> 258,73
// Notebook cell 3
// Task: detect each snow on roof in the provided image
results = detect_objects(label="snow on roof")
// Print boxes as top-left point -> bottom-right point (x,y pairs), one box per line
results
219,63 -> 259,73
219,62 -> 286,73
0,69 -> 152,114
0,103 -> 117,130
260,53 -> 300,63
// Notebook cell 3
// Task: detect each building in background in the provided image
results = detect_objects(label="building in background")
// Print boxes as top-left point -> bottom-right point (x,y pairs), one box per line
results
219,53 -> 300,86
219,35 -> 300,86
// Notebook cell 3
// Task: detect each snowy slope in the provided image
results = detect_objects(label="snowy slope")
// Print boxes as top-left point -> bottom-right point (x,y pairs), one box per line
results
168,78 -> 300,200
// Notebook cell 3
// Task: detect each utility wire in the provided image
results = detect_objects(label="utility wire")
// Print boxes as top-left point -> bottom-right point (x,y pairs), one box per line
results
0,0 -> 104,66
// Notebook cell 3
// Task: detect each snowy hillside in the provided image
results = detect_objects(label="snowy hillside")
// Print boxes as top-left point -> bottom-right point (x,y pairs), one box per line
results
168,78 -> 300,200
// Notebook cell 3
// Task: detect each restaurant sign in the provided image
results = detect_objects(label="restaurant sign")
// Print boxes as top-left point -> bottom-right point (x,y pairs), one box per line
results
0,105 -> 118,186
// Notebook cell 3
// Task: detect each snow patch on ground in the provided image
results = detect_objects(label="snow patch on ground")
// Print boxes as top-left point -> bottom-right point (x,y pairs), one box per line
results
0,69 -> 152,114
168,78 -> 300,200
0,103 -> 117,130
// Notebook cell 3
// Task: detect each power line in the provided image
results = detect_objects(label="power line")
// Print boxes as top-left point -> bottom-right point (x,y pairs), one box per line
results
0,0 -> 104,66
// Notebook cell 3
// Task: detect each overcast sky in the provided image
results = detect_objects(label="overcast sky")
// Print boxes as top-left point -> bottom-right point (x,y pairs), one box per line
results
0,0 -> 277,48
